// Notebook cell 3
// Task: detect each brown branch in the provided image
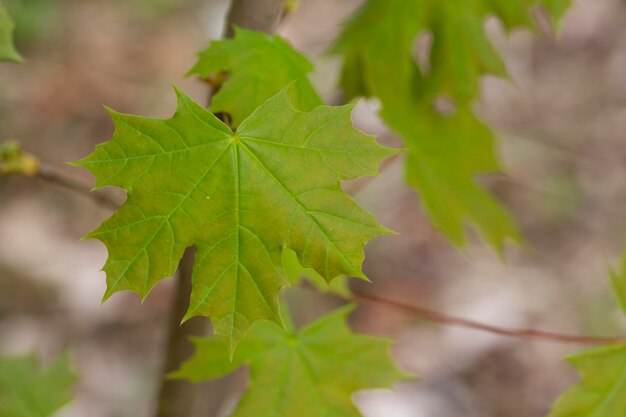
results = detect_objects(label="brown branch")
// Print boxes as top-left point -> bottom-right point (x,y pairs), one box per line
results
37,162 -> 120,209
225,0 -> 284,37
155,249 -> 233,417
26,161 -> 625,347
353,290 -> 626,345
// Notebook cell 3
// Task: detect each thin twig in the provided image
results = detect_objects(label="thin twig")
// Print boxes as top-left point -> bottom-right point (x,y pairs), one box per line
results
31,161 -> 626,346
37,162 -> 120,209
353,290 -> 626,345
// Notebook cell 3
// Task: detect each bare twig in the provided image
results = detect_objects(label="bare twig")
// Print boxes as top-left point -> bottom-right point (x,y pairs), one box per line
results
37,162 -> 120,209
29,160 -> 626,347
225,0 -> 284,37
353,290 -> 626,345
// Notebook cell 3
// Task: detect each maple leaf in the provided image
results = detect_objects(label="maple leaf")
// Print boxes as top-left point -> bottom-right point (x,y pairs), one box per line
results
0,2 -> 21,63
548,345 -> 626,417
171,305 -> 409,417
333,0 -> 570,249
189,28 -> 322,127
74,87 -> 396,349
548,254 -> 626,417
0,353 -> 77,417
403,106 -> 520,249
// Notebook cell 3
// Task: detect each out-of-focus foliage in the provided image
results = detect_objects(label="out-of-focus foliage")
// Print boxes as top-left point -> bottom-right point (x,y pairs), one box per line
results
334,0 -> 570,249
548,255 -> 626,416
74,87 -> 395,350
0,1 -> 20,62
172,306 -> 408,417
548,344 -> 626,417
3,0 -> 60,50
189,28 -> 322,127
0,353 -> 76,417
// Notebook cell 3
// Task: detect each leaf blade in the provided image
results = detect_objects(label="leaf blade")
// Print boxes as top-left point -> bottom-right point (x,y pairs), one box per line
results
76,87 -> 395,349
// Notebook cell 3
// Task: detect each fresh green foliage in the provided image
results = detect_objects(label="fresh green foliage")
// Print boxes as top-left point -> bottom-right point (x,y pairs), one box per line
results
0,2 -> 21,62
75,87 -> 396,349
334,0 -> 569,248
189,28 -> 322,127
0,353 -> 76,417
172,306 -> 408,417
548,255 -> 626,417
548,344 -> 626,417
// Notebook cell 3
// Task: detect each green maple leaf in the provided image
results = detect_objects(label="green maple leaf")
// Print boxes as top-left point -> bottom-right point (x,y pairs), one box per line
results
334,0 -> 569,249
189,28 -> 322,127
74,87 -> 396,349
403,105 -> 520,248
0,354 -> 77,417
548,344 -> 626,417
548,254 -> 626,417
171,306 -> 409,417
0,2 -> 21,63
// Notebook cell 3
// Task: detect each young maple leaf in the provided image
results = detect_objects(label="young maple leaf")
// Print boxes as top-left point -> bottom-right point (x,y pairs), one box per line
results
171,306 -> 410,417
0,2 -> 21,63
189,27 -> 322,126
74,87 -> 397,349
0,353 -> 77,417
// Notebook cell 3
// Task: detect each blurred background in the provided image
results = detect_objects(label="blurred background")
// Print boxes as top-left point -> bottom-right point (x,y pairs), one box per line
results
0,0 -> 625,416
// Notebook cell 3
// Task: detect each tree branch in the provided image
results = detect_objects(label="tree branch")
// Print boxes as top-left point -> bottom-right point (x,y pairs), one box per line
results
26,161 -> 626,347
225,0 -> 285,37
156,1 -> 287,416
353,290 -> 626,345
37,162 -> 120,209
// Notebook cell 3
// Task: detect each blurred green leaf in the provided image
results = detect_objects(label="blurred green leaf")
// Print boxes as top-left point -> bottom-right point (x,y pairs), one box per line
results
0,353 -> 77,417
5,0 -> 61,49
334,0 -> 570,249
0,2 -> 21,62
548,344 -> 626,417
548,254 -> 626,416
